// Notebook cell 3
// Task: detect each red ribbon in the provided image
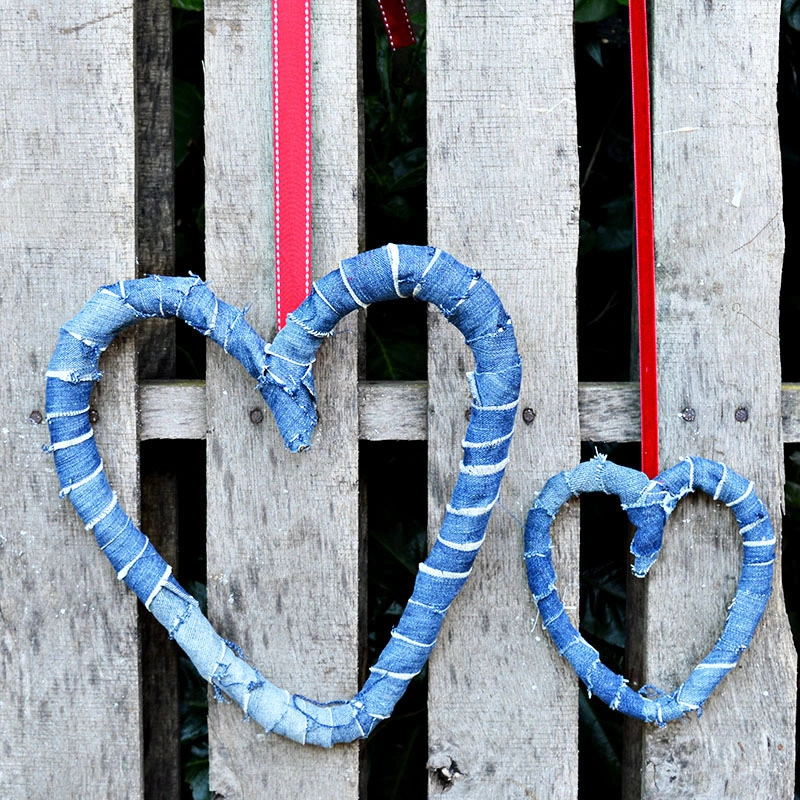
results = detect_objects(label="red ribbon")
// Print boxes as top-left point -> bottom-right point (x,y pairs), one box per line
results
272,0 -> 313,329
375,0 -> 416,50
629,0 -> 659,478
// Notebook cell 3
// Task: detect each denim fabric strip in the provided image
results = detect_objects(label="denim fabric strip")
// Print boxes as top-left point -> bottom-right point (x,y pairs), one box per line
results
45,245 -> 522,746
524,454 -> 774,725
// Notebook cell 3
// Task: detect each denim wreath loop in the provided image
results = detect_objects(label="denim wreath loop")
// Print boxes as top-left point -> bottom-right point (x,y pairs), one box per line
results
45,244 -> 522,746
524,454 -> 774,725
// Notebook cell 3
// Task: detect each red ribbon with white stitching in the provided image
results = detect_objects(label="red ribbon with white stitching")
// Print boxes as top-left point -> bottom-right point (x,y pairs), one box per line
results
629,0 -> 659,478
272,0 -> 312,329
375,0 -> 416,50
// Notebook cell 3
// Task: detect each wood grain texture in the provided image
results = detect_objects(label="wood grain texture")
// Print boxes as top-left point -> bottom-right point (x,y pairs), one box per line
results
140,380 -> 800,445
631,1 -> 797,796
0,3 -> 142,797
357,380 -> 428,440
204,1 -> 362,796
426,2 -> 581,796
139,380 -> 207,440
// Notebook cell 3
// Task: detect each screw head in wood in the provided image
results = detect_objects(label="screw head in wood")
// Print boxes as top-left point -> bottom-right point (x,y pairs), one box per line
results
735,407 -> 749,423
522,407 -> 536,425
29,410 -> 43,424
680,407 -> 696,422
249,407 -> 264,424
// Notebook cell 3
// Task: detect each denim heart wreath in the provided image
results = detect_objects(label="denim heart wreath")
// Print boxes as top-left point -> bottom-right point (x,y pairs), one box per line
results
525,454 -> 774,725
44,244 -> 522,746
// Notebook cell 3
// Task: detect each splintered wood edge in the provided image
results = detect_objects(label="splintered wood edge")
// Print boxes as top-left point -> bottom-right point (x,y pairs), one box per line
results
138,379 -> 800,443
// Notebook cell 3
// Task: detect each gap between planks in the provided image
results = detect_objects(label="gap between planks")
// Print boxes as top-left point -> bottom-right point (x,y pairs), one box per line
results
138,380 -> 800,443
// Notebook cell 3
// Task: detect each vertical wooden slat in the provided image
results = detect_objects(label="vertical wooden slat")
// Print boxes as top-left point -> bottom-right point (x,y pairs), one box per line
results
634,1 -> 797,796
204,1 -> 362,796
0,3 -> 141,797
426,2 -> 581,796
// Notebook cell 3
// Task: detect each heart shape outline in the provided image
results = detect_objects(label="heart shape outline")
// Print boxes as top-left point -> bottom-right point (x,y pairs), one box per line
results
44,244 -> 522,746
524,454 -> 775,725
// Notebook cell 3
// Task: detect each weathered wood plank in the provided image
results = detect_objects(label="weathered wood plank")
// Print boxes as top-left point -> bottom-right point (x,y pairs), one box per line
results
0,3 -> 142,797
629,1 -> 797,796
140,380 -> 207,440
204,0 -> 362,795
140,380 -> 800,444
357,380 -> 428,441
427,2 -> 581,796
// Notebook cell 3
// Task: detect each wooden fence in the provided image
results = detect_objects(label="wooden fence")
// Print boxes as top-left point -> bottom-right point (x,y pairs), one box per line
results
0,0 -> 797,797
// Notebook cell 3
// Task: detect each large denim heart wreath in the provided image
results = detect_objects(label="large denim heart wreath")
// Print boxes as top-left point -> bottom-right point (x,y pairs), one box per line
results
44,244 -> 522,746
525,455 -> 774,725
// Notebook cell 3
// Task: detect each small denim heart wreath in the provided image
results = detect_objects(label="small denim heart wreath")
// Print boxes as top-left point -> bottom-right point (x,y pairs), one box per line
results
525,454 -> 774,725
45,244 -> 522,746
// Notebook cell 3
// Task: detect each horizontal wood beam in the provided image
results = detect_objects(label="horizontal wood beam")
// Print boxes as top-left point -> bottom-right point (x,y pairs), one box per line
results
138,379 -> 800,443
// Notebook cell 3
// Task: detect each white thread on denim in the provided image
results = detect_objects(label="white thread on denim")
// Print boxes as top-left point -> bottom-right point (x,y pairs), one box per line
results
287,313 -> 332,338
99,516 -> 130,551
312,281 -> 340,313
85,492 -> 118,531
45,369 -> 96,383
726,481 -> 753,507
412,247 -> 441,297
453,273 -> 481,310
462,429 -> 514,449
713,463 -> 729,501
390,630 -> 435,648
46,405 -> 90,421
436,534 -> 485,552
66,329 -> 99,347
459,458 -> 509,476
338,262 -> 368,309
117,536 -> 149,580
406,597 -> 450,615
388,242 -> 403,297
48,428 -> 94,451
683,456 -> 695,491
743,536 -> 776,546
263,346 -> 314,368
203,297 -> 219,336
446,493 -> 499,516
418,563 -> 472,580
472,398 -> 519,412
145,564 -> 172,610
696,662 -> 738,669
369,667 -> 420,680
740,519 -> 769,535
59,459 -> 104,497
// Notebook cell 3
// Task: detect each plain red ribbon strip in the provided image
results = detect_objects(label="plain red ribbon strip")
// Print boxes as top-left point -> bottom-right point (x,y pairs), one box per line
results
273,0 -> 312,329
629,0 -> 659,478
375,0 -> 416,50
